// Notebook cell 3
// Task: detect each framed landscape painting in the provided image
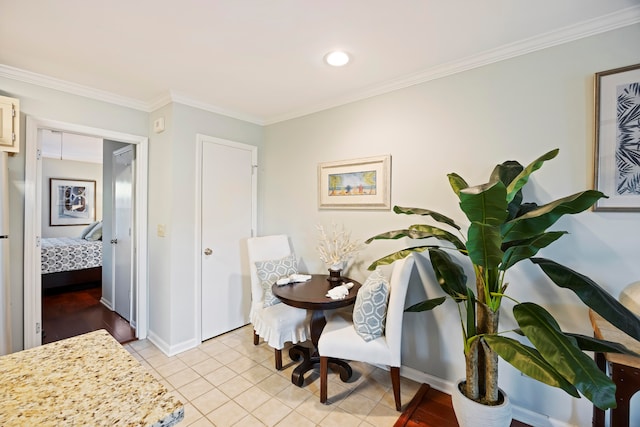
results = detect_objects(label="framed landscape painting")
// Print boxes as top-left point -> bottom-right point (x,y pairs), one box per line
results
318,155 -> 391,210
50,178 -> 96,226
593,63 -> 640,211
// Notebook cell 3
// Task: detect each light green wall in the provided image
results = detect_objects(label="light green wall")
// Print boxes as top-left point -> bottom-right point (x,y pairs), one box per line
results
263,24 -> 640,426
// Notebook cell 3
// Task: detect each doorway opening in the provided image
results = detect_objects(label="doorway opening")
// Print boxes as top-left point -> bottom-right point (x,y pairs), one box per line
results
23,116 -> 148,350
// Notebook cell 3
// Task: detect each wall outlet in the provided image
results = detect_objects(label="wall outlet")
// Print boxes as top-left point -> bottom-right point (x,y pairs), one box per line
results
157,224 -> 166,237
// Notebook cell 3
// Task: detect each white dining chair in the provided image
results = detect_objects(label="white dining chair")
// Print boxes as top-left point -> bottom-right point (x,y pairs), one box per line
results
318,255 -> 415,410
247,235 -> 310,370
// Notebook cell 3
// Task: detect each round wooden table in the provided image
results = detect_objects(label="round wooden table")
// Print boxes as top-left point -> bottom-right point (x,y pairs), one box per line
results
272,274 -> 362,386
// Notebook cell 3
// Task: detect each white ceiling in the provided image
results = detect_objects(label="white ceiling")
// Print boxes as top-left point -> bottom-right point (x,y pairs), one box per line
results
1,1 -> 639,124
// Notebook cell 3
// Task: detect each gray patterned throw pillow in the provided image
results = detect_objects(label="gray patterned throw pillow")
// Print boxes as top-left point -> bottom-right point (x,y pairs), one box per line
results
255,254 -> 298,308
352,270 -> 390,341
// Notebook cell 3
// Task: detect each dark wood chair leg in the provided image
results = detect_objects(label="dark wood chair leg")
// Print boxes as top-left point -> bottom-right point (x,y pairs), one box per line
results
390,366 -> 401,411
320,356 -> 328,403
275,349 -> 283,370
253,330 -> 259,345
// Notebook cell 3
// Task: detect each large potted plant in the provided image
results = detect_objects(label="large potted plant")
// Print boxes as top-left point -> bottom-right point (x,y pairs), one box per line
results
366,149 -> 640,426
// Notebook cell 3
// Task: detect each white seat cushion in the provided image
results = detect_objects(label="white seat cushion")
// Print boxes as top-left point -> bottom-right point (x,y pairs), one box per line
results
319,311 -> 393,366
251,302 -> 310,349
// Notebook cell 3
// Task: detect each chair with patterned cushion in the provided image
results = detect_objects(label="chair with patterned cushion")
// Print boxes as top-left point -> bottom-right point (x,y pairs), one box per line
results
318,255 -> 415,410
247,235 -> 311,370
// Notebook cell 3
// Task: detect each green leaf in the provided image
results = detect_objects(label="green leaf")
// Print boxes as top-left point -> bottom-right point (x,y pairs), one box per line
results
501,191 -> 606,242
466,222 -> 503,269
365,229 -> 417,244
505,149 -> 559,203
565,333 -> 639,356
531,258 -> 640,342
393,205 -> 461,231
447,173 -> 468,197
483,335 -> 579,397
409,224 -> 466,250
368,247 -> 431,270
405,296 -> 447,312
459,180 -> 509,226
466,288 -> 476,338
501,231 -> 567,270
428,248 -> 468,300
514,302 -> 616,410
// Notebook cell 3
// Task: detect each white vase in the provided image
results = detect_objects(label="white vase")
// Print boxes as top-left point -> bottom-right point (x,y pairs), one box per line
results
451,380 -> 512,427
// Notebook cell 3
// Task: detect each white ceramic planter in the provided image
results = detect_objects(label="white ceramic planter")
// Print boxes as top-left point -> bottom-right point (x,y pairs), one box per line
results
451,380 -> 512,427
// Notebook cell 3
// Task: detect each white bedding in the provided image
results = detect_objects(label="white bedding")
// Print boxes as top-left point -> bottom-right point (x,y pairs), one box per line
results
41,237 -> 102,274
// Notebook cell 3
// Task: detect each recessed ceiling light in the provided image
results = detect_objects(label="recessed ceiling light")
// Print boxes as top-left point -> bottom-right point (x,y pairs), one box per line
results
324,51 -> 350,67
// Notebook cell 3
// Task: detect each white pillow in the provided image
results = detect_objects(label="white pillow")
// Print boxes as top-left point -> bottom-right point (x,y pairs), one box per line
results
80,221 -> 100,239
352,270 -> 390,342
255,254 -> 298,308
84,221 -> 103,241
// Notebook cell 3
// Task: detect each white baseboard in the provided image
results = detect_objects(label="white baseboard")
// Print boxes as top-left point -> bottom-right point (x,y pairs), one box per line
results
146,330 -> 200,356
400,366 -> 561,427
99,297 -> 113,311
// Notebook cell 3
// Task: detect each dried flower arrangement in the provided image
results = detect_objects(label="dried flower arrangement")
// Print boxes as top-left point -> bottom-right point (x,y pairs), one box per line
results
316,223 -> 362,270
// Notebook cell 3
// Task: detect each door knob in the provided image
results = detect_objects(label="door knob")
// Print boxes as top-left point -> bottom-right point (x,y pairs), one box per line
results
110,239 -> 118,244
204,248 -> 213,255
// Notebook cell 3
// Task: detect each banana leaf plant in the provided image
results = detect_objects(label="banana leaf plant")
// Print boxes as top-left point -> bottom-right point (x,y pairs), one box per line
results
366,149 -> 640,410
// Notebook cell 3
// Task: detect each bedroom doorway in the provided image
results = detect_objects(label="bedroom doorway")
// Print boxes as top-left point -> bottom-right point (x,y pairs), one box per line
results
23,116 -> 149,350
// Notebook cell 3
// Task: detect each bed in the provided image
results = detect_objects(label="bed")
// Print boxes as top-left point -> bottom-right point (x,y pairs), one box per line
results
41,237 -> 103,291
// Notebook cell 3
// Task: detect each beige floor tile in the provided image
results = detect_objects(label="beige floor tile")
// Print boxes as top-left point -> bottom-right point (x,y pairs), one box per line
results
275,383 -> 314,409
338,392 -> 377,418
178,348 -> 213,366
218,375 -> 254,398
275,410 -> 318,427
177,377 -> 215,402
156,358 -> 189,378
186,416 -> 216,427
204,366 -> 238,387
252,399 -> 293,427
233,414 -> 266,427
234,386 -> 272,412
227,355 -> 258,374
191,357 -> 224,377
200,340 -> 231,357
145,352 -> 174,368
294,397 -> 335,424
206,400 -> 249,426
256,373 -> 292,396
190,388 -> 230,415
166,367 -> 201,389
363,402 -> 400,427
241,364 -> 274,384
352,379 -> 387,402
318,407 -> 362,427
213,348 -> 244,365
180,403 -> 203,427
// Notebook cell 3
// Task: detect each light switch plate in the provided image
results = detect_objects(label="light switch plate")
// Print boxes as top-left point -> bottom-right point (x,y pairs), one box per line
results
153,117 -> 165,133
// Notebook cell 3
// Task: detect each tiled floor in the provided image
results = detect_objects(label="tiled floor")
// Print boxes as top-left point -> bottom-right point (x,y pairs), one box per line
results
123,324 -> 421,427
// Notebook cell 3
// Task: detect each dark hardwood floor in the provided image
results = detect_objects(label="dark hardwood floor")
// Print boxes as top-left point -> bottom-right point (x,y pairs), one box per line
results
396,384 -> 532,427
42,283 -> 136,345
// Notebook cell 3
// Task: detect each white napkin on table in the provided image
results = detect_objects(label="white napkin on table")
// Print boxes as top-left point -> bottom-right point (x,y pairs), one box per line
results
326,282 -> 354,300
276,274 -> 312,286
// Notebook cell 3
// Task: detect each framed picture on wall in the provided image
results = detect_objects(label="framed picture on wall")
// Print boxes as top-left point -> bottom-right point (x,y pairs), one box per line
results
318,155 -> 391,210
50,178 -> 96,226
593,63 -> 640,211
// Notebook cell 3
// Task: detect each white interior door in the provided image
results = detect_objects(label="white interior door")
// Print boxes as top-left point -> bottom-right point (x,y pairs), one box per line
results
200,137 -> 255,341
112,146 -> 134,321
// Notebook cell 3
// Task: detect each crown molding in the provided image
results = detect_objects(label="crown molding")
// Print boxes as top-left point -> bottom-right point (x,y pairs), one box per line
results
0,63 -> 150,111
264,5 -> 640,125
1,5 -> 638,126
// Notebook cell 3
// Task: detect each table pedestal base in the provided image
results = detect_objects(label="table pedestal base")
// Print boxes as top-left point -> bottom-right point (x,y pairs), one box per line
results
289,346 -> 352,387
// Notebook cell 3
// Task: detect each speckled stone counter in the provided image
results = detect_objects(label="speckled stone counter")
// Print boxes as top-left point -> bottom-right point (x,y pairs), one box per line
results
0,330 -> 183,426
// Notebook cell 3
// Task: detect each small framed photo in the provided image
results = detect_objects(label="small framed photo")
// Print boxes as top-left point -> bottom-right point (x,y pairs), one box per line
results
318,155 -> 391,210
50,178 -> 96,226
593,63 -> 640,211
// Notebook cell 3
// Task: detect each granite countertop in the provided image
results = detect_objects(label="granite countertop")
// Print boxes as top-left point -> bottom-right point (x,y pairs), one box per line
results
0,330 -> 183,426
